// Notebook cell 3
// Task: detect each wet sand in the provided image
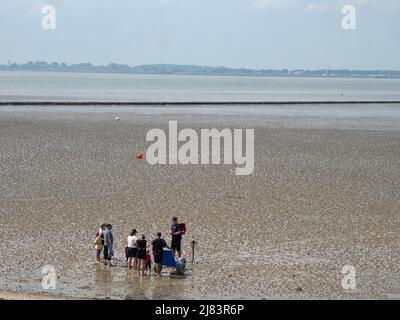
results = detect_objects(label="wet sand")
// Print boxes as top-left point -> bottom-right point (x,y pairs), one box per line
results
0,291 -> 79,300
1,104 -> 400,299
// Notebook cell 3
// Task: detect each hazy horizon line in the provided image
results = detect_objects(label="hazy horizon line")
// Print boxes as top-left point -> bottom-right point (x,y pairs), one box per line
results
2,60 -> 400,72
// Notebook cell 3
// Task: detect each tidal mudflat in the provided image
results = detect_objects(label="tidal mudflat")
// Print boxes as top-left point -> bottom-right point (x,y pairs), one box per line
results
1,104 -> 400,299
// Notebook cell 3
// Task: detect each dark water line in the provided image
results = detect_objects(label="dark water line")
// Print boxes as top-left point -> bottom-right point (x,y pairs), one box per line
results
1,101 -> 400,106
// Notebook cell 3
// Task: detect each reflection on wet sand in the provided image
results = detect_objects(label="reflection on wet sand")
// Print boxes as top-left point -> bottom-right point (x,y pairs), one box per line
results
92,263 -> 185,300
94,264 -> 113,299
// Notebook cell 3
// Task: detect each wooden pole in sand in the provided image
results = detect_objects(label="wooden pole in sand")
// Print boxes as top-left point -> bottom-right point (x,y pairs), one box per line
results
191,240 -> 197,264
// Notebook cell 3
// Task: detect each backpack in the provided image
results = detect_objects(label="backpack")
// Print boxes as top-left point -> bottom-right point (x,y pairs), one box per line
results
179,223 -> 186,235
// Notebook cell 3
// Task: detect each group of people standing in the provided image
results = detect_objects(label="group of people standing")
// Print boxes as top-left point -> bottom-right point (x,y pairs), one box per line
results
94,217 -> 184,277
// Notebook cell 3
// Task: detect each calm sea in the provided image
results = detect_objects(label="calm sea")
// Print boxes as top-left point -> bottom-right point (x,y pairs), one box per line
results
0,71 -> 400,102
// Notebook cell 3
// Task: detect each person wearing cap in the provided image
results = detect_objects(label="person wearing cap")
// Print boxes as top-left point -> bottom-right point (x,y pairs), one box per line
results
127,229 -> 138,269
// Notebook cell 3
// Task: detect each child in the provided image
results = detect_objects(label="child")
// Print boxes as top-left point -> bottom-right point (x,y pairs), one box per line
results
94,234 -> 103,263
124,246 -> 129,266
145,250 -> 152,273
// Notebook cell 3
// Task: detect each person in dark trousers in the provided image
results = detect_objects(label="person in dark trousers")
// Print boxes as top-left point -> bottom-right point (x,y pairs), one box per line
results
152,232 -> 168,277
103,224 -> 114,266
170,217 -> 182,259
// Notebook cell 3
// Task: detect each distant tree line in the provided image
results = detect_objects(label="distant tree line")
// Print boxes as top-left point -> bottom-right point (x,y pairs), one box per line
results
1,61 -> 399,79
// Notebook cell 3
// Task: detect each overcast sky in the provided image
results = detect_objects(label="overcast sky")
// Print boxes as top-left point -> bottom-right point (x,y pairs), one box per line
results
0,0 -> 399,69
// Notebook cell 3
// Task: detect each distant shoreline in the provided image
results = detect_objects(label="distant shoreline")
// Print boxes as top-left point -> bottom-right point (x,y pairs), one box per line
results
1,100 -> 400,106
2,62 -> 400,79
